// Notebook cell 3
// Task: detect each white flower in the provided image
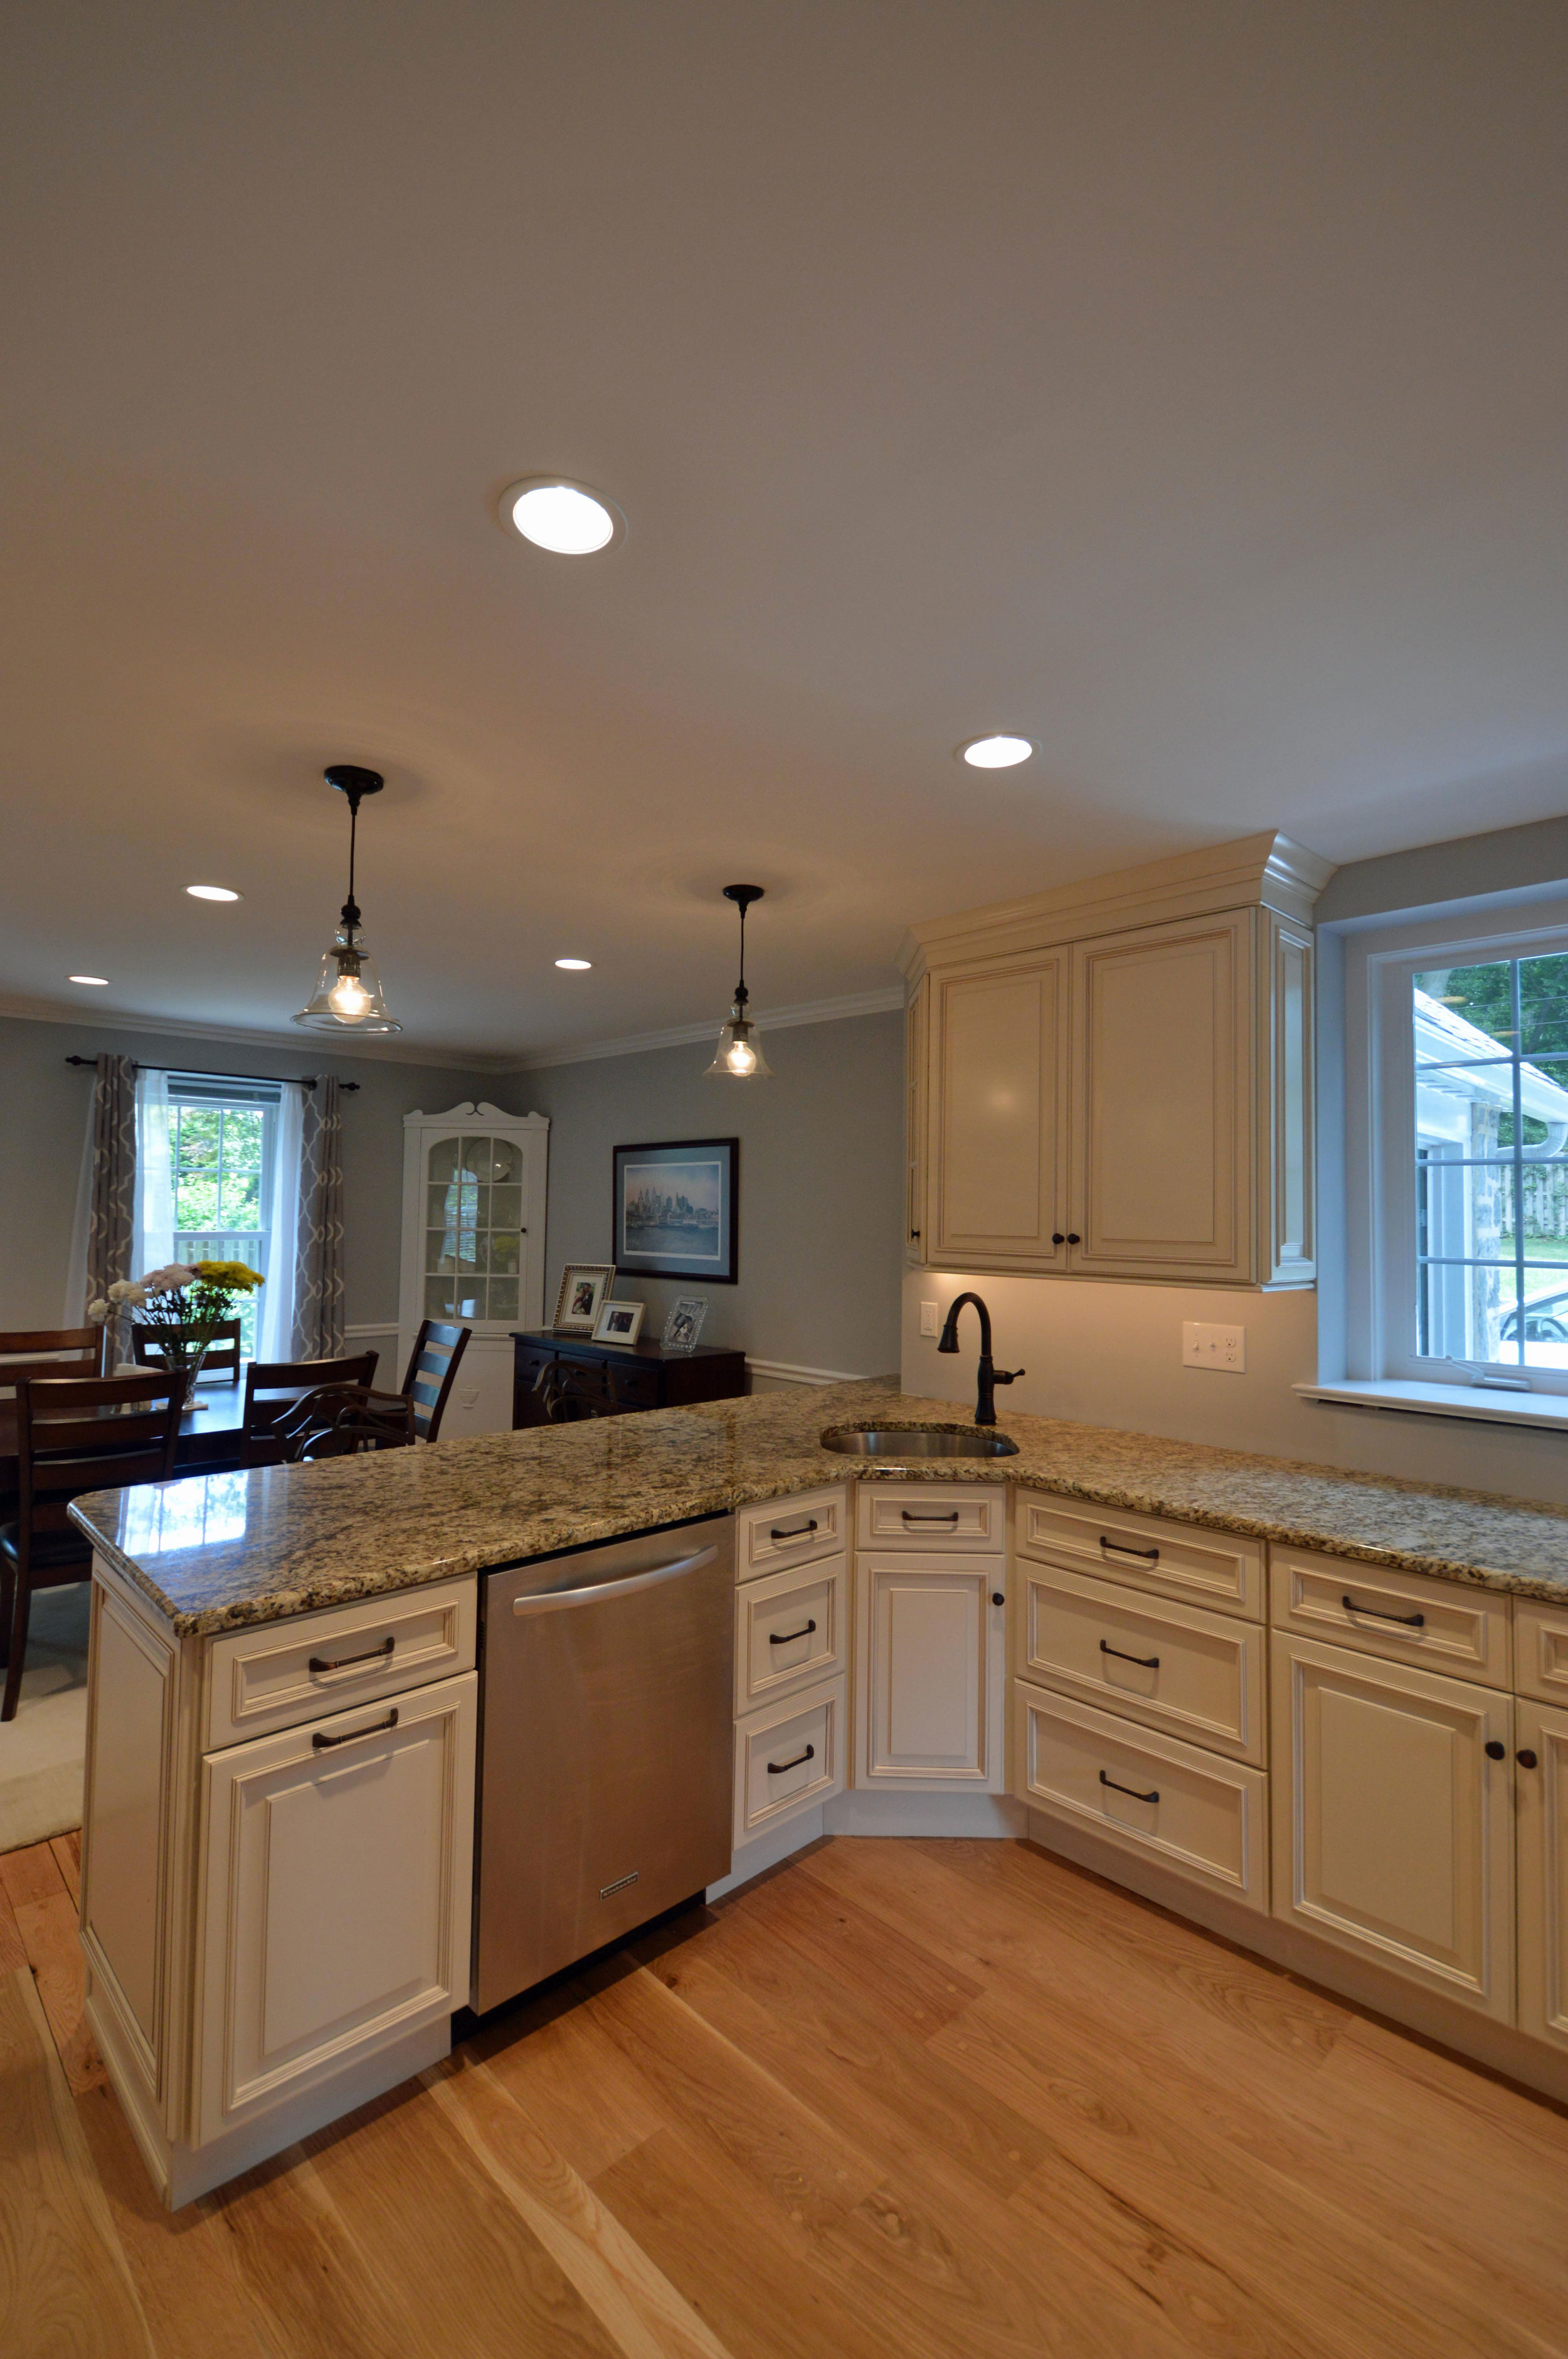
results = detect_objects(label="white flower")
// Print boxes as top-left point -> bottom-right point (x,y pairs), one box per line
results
107,1279 -> 137,1302
87,1297 -> 109,1323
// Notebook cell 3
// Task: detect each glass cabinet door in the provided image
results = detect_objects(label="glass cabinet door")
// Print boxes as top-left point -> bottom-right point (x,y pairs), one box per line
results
423,1133 -> 525,1323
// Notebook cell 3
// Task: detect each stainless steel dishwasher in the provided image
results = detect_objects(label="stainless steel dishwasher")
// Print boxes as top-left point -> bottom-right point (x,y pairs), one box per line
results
472,1513 -> 734,2011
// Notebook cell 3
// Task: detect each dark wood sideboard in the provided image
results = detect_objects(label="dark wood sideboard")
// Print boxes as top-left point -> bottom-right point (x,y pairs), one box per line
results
511,1329 -> 748,1427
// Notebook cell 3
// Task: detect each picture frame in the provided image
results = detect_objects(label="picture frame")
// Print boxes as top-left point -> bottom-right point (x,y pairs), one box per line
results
552,1262 -> 616,1334
613,1137 -> 738,1284
662,1296 -> 708,1353
592,1299 -> 646,1347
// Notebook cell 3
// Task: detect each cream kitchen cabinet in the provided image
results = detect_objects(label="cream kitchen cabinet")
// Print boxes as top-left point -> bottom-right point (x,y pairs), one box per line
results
855,1552 -> 1007,1790
194,1673 -> 476,2148
899,830 -> 1327,1288
906,975 -> 929,1265
1517,1696 -> 1568,2051
1269,1631 -> 1515,2020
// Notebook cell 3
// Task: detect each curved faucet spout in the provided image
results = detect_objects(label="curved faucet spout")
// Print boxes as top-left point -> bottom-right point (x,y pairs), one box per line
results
935,1292 -> 1022,1426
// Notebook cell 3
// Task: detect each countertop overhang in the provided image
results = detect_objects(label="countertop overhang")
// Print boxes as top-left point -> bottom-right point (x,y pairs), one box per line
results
68,1378 -> 1568,1636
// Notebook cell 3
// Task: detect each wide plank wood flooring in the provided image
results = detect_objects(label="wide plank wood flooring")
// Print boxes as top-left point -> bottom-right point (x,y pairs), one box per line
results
3,1831 -> 1567,2358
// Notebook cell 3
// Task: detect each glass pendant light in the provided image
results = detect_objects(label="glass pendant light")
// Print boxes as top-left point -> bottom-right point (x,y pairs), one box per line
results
294,765 -> 403,1033
704,884 -> 773,1079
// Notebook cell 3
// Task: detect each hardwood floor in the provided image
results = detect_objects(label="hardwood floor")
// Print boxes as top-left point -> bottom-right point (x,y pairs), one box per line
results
3,1831 -> 1567,2358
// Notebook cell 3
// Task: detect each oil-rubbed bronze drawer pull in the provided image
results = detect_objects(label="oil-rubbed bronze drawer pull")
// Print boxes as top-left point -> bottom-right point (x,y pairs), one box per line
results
770,1518 -> 818,1542
767,1744 -> 815,1776
312,1708 -> 398,1751
1099,1638 -> 1160,1669
769,1620 -> 817,1646
308,1634 -> 395,1674
1098,1767 -> 1158,1804
902,1509 -> 960,1525
1341,1594 -> 1424,1629
1099,1536 -> 1158,1563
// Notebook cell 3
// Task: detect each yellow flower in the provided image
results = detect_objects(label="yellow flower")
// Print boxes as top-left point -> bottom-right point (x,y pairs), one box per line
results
194,1260 -> 265,1291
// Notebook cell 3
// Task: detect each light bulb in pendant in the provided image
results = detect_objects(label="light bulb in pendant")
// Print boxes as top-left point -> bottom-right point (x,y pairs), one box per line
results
726,1036 -> 758,1076
328,970 -> 372,1020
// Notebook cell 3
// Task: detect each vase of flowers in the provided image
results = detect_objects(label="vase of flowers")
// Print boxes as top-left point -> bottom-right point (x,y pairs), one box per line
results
89,1260 -> 265,1407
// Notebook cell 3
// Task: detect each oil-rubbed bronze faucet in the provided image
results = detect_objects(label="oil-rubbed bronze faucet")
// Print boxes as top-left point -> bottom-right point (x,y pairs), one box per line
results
936,1292 -> 1024,1425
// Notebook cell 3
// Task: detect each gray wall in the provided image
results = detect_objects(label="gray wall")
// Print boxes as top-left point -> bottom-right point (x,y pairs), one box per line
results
0,1014 -> 492,1335
516,1011 -> 903,1376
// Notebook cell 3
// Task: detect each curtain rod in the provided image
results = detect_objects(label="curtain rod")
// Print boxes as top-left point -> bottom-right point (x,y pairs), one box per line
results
64,1057 -> 360,1092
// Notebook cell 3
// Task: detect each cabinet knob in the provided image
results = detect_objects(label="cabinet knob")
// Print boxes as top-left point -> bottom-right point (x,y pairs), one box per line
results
1484,1739 -> 1506,1760
991,1591 -> 1005,1607
1067,1232 -> 1081,1245
1518,1748 -> 1539,1769
1052,1232 -> 1066,1246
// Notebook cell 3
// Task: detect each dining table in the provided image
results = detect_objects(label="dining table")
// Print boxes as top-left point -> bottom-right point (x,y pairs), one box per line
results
0,1366 -> 267,1502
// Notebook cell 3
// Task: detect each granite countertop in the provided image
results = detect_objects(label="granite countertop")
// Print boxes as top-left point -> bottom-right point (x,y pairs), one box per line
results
68,1378 -> 1568,1635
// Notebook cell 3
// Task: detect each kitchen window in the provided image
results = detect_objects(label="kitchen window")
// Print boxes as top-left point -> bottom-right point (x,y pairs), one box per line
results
1322,898 -> 1568,1419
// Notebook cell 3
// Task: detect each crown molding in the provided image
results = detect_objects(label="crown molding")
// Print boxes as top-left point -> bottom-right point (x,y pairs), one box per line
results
506,986 -> 905,1072
896,831 -> 1337,982
0,991 -> 487,1071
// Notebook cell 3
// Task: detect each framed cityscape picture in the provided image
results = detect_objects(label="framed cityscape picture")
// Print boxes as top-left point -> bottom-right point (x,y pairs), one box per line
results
612,1136 -> 738,1284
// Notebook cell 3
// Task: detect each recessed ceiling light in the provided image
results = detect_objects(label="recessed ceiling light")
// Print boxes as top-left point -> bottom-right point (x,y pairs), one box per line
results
501,476 -> 623,555
960,734 -> 1034,769
554,957 -> 592,971
68,974 -> 109,987
186,883 -> 243,902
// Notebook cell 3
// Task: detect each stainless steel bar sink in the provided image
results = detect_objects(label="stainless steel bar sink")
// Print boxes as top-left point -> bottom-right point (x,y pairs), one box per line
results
819,1424 -> 1020,1459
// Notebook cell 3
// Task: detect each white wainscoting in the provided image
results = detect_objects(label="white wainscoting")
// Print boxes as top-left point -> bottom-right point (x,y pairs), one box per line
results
746,1359 -> 872,1393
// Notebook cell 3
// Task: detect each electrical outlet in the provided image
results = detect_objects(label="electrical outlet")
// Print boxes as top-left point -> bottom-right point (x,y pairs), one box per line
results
919,1301 -> 940,1337
1182,1320 -> 1245,1373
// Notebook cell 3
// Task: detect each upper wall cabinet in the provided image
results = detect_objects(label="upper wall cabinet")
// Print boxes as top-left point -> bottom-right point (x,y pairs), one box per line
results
902,833 -> 1328,1291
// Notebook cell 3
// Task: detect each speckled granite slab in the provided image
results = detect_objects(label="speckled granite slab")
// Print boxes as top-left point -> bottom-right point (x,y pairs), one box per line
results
68,1378 -> 1568,1634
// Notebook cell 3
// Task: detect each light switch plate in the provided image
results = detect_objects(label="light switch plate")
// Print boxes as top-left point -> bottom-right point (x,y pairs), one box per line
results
1182,1319 -> 1245,1373
919,1301 -> 940,1337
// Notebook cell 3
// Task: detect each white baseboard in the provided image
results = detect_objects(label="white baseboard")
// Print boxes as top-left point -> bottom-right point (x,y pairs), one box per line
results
746,1358 -> 872,1388
825,1790 -> 1024,1838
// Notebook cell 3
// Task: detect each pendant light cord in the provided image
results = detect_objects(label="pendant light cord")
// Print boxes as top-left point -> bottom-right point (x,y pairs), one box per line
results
342,788 -> 361,929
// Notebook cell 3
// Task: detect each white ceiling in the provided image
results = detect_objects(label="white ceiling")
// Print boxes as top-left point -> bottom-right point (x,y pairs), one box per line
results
4,1 -> 1567,1059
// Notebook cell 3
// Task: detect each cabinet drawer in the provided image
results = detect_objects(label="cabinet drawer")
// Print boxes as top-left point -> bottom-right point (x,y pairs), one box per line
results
1019,1562 -> 1266,1764
738,1486 -> 847,1578
1016,1489 -> 1263,1619
1269,1548 -> 1510,1688
733,1678 -> 846,1844
856,1481 -> 1004,1553
601,1361 -> 660,1408
735,1555 -> 849,1713
1014,1680 -> 1268,1914
1514,1599 -> 1568,1708
204,1578 -> 477,1750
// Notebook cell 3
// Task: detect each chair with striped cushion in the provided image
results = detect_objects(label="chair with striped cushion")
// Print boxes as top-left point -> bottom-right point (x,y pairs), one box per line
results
398,1320 -> 470,1444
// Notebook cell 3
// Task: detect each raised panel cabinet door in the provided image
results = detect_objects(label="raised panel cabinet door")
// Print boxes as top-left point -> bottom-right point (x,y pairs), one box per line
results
930,954 -> 1069,1267
856,1555 -> 1005,1789
1270,1634 -> 1513,2019
1071,910 -> 1254,1281
1517,1698 -> 1568,2051
194,1670 -> 477,2148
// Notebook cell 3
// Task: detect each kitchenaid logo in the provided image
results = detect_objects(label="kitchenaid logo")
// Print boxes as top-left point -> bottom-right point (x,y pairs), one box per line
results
599,1871 -> 640,1899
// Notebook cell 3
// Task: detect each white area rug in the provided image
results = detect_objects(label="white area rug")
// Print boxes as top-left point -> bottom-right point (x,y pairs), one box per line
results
0,1581 -> 89,1850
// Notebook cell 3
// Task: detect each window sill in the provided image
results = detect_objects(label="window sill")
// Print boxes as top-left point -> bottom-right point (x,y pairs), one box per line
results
1295,1378 -> 1568,1433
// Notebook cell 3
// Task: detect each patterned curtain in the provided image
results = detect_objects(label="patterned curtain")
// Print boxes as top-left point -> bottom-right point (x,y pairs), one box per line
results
85,1053 -> 137,1319
292,1077 -> 346,1358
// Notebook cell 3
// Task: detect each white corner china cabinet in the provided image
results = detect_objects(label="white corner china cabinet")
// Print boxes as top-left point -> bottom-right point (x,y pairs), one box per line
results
398,1103 -> 549,1436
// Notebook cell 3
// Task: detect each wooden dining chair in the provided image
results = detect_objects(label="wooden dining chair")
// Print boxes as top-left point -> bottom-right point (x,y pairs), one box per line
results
0,1371 -> 181,1720
273,1385 -> 417,1461
132,1318 -> 243,1384
398,1319 -> 470,1444
0,1326 -> 103,1399
241,1353 -> 379,1456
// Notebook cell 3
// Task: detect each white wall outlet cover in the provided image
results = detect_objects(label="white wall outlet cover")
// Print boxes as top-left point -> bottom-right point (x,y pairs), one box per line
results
919,1301 -> 941,1337
1182,1319 -> 1246,1373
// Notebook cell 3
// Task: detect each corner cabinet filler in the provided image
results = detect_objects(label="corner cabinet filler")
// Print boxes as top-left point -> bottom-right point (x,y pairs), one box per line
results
398,1104 -> 550,1436
901,830 -> 1330,1289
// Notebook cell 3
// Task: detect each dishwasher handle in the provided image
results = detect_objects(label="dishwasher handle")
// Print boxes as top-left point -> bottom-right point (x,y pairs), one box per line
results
510,1543 -> 719,1617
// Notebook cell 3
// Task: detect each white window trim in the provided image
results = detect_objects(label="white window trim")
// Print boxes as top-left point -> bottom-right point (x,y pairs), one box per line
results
1308,890 -> 1568,1425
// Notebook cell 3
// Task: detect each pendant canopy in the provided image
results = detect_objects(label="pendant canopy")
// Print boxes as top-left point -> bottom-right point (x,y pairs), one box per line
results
294,766 -> 403,1034
704,883 -> 773,1079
